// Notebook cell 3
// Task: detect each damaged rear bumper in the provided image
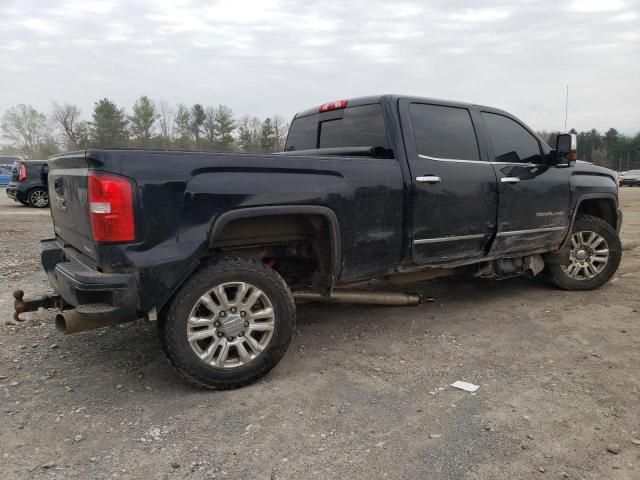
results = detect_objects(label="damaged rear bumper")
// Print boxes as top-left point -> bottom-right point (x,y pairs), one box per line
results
14,238 -> 138,332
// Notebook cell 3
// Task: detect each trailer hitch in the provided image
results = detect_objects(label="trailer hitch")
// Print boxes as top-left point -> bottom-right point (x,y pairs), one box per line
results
12,290 -> 69,322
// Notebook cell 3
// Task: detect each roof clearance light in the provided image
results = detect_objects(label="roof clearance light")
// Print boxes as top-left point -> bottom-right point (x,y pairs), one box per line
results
319,99 -> 347,112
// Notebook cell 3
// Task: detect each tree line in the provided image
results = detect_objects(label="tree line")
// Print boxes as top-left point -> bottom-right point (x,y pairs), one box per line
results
537,129 -> 640,171
2,97 -> 639,172
0,97 -> 289,159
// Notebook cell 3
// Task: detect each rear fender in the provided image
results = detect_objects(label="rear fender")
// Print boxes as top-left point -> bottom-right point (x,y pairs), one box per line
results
208,205 -> 342,289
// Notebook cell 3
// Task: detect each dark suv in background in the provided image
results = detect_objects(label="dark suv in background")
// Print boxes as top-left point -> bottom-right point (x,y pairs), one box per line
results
6,159 -> 50,207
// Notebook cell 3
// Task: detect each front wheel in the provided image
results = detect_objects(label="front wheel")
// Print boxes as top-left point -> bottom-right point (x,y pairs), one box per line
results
547,215 -> 621,290
159,256 -> 296,389
28,188 -> 49,208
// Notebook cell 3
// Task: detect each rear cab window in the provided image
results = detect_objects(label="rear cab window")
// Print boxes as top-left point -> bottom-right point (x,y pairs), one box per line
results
285,103 -> 389,152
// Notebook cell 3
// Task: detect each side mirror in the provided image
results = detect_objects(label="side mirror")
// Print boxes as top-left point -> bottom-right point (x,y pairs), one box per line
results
553,133 -> 577,166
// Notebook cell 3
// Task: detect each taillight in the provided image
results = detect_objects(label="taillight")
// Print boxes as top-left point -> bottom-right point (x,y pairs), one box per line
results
88,172 -> 135,242
18,163 -> 27,181
319,99 -> 347,112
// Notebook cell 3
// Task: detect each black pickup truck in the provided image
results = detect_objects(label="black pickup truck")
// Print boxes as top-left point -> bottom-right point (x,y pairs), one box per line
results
17,95 -> 622,389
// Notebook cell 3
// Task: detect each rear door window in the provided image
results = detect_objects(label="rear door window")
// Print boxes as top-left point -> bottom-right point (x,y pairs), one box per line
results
409,104 -> 480,161
482,112 -> 543,164
285,104 -> 388,151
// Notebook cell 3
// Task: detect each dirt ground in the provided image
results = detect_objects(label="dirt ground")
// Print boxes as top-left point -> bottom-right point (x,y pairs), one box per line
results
1,188 -> 639,480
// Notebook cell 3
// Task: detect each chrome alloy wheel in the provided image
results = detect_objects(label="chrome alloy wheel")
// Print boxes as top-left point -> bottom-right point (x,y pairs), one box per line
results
561,230 -> 610,280
186,282 -> 276,369
29,190 -> 49,207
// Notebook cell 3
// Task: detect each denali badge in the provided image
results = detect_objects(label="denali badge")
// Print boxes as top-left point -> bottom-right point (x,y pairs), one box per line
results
536,211 -> 564,217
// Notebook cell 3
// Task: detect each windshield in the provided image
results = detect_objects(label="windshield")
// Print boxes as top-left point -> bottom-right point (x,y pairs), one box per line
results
285,104 -> 388,151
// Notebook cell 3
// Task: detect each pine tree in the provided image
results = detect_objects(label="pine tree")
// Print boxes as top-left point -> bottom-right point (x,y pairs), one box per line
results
129,96 -> 158,147
191,104 -> 206,147
174,103 -> 192,148
260,117 -> 276,153
90,98 -> 128,148
213,105 -> 236,152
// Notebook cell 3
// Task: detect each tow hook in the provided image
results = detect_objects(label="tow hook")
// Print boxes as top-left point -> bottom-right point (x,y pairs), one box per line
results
12,290 -> 69,322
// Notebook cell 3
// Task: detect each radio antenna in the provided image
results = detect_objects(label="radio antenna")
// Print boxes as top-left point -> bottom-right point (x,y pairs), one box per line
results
564,85 -> 569,132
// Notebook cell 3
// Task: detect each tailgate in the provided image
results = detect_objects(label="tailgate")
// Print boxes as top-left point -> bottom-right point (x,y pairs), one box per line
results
48,153 -> 97,259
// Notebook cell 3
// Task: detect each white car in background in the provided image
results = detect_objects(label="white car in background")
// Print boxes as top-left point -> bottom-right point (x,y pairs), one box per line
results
620,170 -> 640,187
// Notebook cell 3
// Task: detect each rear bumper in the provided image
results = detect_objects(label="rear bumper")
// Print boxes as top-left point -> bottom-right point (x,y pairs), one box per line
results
41,238 -> 137,322
6,185 -> 29,203
6,186 -> 18,201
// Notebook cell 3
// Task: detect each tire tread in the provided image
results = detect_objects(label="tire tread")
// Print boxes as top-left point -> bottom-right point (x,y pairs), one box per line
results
547,214 -> 621,291
159,255 -> 296,389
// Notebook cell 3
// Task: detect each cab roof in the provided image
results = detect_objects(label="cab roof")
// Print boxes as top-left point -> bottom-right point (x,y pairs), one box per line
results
292,94 -> 493,119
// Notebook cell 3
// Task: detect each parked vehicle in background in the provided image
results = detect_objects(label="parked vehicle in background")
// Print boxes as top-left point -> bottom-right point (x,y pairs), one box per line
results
0,155 -> 22,168
16,94 -> 622,389
6,160 -> 50,207
620,170 -> 640,187
0,167 -> 12,186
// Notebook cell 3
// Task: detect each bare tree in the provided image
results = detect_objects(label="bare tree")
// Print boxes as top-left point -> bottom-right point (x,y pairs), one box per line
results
158,99 -> 174,142
202,106 -> 217,144
272,115 -> 289,152
1,104 -> 49,157
238,115 -> 263,153
51,102 -> 82,150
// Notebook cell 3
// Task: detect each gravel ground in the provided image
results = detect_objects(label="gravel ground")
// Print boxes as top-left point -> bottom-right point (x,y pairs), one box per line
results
1,187 -> 639,480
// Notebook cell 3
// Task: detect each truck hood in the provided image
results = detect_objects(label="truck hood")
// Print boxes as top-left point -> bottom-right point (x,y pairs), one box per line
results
574,160 -> 617,180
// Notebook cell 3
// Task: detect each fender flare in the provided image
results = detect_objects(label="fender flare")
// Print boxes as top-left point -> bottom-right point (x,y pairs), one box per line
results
208,205 -> 342,285
561,193 -> 619,248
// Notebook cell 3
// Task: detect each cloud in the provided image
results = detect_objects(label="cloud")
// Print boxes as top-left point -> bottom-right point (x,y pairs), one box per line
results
0,0 -> 638,132
567,0 -> 626,12
450,7 -> 511,22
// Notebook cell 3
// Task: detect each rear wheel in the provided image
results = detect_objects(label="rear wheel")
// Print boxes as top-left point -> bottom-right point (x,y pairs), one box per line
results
547,215 -> 621,290
159,256 -> 296,389
28,188 -> 49,208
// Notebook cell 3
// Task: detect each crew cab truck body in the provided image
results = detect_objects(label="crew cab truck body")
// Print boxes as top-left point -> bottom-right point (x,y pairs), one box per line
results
24,95 -> 622,389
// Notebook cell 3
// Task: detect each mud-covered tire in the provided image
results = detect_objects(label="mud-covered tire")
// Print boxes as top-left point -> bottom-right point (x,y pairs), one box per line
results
547,215 -> 621,291
159,256 -> 296,389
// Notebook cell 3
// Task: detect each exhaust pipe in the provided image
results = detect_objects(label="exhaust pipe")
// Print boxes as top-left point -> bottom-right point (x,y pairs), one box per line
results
293,289 -> 421,306
55,309 -> 132,334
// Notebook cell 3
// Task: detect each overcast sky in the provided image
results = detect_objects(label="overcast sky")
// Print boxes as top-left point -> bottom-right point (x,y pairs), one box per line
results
1,0 -> 639,133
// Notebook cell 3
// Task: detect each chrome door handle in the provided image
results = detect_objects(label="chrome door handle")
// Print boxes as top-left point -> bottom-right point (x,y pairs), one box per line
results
416,176 -> 441,184
501,177 -> 520,184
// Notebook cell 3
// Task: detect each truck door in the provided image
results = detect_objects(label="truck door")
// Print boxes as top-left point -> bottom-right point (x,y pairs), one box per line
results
399,100 -> 498,264
479,111 -> 571,255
